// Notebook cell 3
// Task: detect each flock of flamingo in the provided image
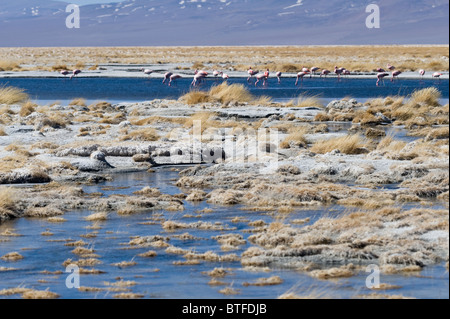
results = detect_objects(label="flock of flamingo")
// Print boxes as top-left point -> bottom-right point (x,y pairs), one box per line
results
59,64 -> 444,87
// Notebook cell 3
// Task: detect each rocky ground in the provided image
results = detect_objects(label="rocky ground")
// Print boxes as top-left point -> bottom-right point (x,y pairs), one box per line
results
1,89 -> 449,285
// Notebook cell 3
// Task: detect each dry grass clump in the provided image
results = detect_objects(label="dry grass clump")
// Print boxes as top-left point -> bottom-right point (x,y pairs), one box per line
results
280,127 -> 309,149
309,265 -> 355,280
0,188 -> 19,221
409,87 -> 441,107
1,252 -> 24,261
310,134 -> 366,154
180,83 -> 253,105
0,126 -> 7,136
0,86 -> 29,105
19,101 -> 37,117
243,276 -> 284,287
0,60 -> 21,71
119,128 -> 159,141
69,98 -> 87,107
293,94 -> 324,108
84,212 -> 108,221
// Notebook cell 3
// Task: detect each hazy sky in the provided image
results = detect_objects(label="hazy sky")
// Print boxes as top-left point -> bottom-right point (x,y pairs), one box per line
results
58,0 -> 122,5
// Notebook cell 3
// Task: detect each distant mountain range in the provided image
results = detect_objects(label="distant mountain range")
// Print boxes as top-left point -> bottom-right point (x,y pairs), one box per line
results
0,0 -> 448,46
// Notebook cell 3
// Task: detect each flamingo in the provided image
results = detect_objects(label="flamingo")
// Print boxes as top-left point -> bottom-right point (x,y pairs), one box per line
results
391,70 -> 402,82
162,72 -> 173,85
60,70 -> 70,77
376,72 -> 389,86
169,74 -> 182,87
310,67 -> 320,76
213,70 -> 223,78
343,69 -> 351,78
255,69 -> 269,87
70,69 -> 81,80
334,66 -> 344,80
376,68 -> 386,72
320,69 -> 331,78
222,73 -> 229,80
247,67 -> 259,83
276,71 -> 282,84
192,72 -> 207,87
387,64 -> 395,71
419,69 -> 426,79
295,71 -> 309,86
432,72 -> 442,81
141,68 -> 153,78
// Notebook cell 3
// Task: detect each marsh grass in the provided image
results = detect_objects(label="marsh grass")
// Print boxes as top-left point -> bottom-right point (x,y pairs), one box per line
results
19,101 -> 37,117
0,60 -> 20,71
0,126 -> 7,136
180,83 -> 253,105
280,126 -> 310,149
0,86 -> 28,105
310,134 -> 366,154
119,128 -> 159,141
293,94 -> 324,108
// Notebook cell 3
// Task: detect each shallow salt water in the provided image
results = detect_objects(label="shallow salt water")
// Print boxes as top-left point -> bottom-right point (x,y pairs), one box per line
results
0,169 -> 448,299
0,77 -> 448,105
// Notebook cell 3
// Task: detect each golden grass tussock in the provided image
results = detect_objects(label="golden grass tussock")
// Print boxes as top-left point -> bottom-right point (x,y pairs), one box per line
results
1,252 -> 24,261
311,134 -> 366,154
0,86 -> 29,105
69,98 -> 87,107
119,128 -> 160,141
280,126 -> 310,149
0,188 -> 19,220
19,101 -> 37,117
0,126 -> 7,136
0,60 -> 21,71
293,94 -> 324,108
242,276 -> 284,287
84,212 -> 108,221
180,83 -> 253,105
409,87 -> 441,107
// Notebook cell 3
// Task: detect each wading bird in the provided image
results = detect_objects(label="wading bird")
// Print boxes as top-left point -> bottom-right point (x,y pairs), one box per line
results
391,70 -> 402,81
247,67 -> 259,83
334,66 -> 344,80
70,69 -> 81,79
60,70 -> 70,77
320,69 -> 331,78
376,72 -> 389,86
419,69 -> 426,79
310,67 -> 320,76
255,69 -> 269,87
169,74 -> 182,86
141,68 -> 154,78
432,72 -> 443,81
295,71 -> 309,86
162,72 -> 173,85
387,64 -> 395,71
276,71 -> 282,84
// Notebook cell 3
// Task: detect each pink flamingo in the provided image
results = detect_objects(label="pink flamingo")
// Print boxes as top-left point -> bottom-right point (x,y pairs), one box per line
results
376,68 -> 386,72
162,72 -> 173,85
310,67 -> 320,76
213,70 -> 223,78
141,68 -> 153,78
192,72 -> 207,87
169,74 -> 182,86
247,67 -> 259,83
320,69 -> 331,78
387,64 -> 395,71
334,66 -> 344,80
419,69 -> 426,79
70,69 -> 81,80
276,71 -> 282,84
255,69 -> 269,87
432,72 -> 442,81
295,71 -> 309,86
222,73 -> 229,80
391,70 -> 402,82
60,70 -> 70,77
376,72 -> 389,86
343,69 -> 351,78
